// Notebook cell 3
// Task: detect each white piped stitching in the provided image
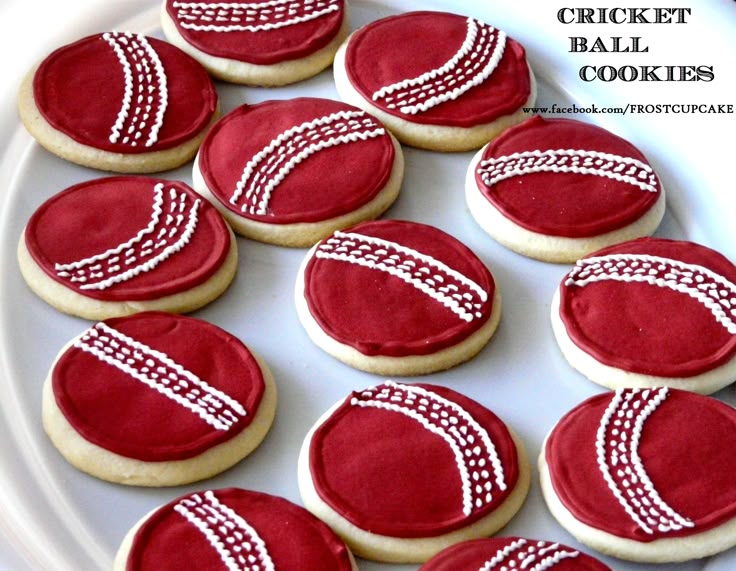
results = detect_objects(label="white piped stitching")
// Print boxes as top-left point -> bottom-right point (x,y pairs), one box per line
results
228,110 -> 384,215
566,253 -> 736,334
174,491 -> 275,571
477,149 -> 659,193
479,539 -> 579,570
371,18 -> 506,115
172,0 -> 340,32
75,323 -> 247,431
596,388 -> 694,535
351,381 -> 506,516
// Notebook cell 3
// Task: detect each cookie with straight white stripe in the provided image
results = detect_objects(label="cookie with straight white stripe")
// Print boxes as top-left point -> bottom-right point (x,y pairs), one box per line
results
18,176 -> 237,320
43,312 -> 277,486
298,381 -> 530,563
295,219 -> 500,375
551,238 -> 736,394
333,11 -> 536,151
161,0 -> 349,86
419,537 -> 611,570
539,387 -> 736,562
193,97 -> 403,247
114,488 -> 357,569
466,116 -> 666,263
18,31 -> 218,172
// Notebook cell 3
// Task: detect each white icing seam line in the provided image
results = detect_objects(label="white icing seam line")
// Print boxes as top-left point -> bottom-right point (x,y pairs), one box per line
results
75,323 -> 246,431
174,491 -> 275,571
566,253 -> 736,334
371,17 -> 506,115
172,0 -> 340,32
477,149 -> 659,193
316,231 -> 489,322
102,32 -> 168,148
351,381 -> 505,516
228,110 -> 384,215
55,184 -> 201,291
595,388 -> 694,535
480,538 -> 579,571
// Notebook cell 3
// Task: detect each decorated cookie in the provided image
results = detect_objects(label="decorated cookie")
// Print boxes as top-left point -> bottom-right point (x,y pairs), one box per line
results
540,387 -> 736,562
43,312 -> 277,486
18,176 -> 237,320
193,98 -> 403,247
420,537 -> 611,570
298,381 -> 530,563
333,11 -> 536,151
114,488 -> 356,569
551,238 -> 736,394
466,116 -> 666,263
294,219 -> 501,375
18,31 -> 218,172
161,0 -> 349,85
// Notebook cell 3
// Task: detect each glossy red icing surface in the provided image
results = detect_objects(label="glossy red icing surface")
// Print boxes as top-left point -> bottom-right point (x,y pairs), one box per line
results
303,220 -> 496,357
344,11 -> 531,127
420,537 -> 610,570
309,383 -> 519,538
25,176 -> 231,302
165,0 -> 345,65
33,33 -> 217,153
545,389 -> 736,541
198,98 -> 395,224
475,116 -> 661,237
53,312 -> 264,461
127,488 -> 353,570
559,238 -> 736,377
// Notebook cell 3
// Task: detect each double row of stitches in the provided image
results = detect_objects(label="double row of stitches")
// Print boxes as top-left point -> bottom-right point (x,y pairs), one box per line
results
479,538 -> 579,571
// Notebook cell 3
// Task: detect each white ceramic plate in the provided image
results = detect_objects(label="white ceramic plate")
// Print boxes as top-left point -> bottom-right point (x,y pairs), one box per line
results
1,1 -> 735,569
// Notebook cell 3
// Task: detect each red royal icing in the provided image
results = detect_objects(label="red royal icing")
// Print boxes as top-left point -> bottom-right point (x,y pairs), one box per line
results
53,312 -> 264,462
344,11 -> 531,127
127,488 -> 353,570
198,98 -> 395,224
309,382 -> 520,538
545,388 -> 736,542
165,0 -> 345,65
475,116 -> 661,237
559,238 -> 736,378
33,32 -> 217,153
420,537 -> 610,570
24,176 -> 231,302
303,220 -> 495,357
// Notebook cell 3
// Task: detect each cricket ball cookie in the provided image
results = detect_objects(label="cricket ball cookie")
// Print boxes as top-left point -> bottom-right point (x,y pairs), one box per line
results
466,116 -> 666,263
43,312 -> 277,487
114,488 -> 357,570
161,0 -> 349,86
298,381 -> 530,563
193,98 -> 403,247
551,238 -> 736,394
18,176 -> 237,320
333,11 -> 536,152
18,31 -> 218,172
420,537 -> 611,570
540,387 -> 736,562
294,220 -> 501,375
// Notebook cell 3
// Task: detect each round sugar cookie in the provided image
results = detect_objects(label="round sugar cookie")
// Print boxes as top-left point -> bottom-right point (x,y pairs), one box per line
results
551,237 -> 736,394
161,0 -> 349,86
18,176 -> 237,320
18,31 -> 219,173
539,387 -> 736,562
114,488 -> 357,570
298,381 -> 530,563
333,11 -> 536,152
43,312 -> 277,487
466,115 -> 666,263
294,219 -> 501,375
420,536 -> 611,570
193,97 -> 403,247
